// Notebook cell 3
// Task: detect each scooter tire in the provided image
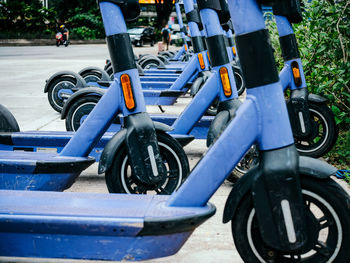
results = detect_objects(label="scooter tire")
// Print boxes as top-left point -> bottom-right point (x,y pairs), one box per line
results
48,76 -> 76,113
0,104 -> 20,132
140,58 -> 161,69
105,132 -> 190,195
80,70 -> 102,83
65,95 -> 100,132
233,67 -> 245,96
205,98 -> 219,116
228,145 -> 259,183
231,176 -> 350,263
294,102 -> 338,158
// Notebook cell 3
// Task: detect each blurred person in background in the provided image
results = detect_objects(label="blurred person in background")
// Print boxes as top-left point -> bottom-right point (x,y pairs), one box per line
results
161,24 -> 170,50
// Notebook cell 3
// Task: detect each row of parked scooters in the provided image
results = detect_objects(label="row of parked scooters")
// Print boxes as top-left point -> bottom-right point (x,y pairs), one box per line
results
0,0 -> 349,262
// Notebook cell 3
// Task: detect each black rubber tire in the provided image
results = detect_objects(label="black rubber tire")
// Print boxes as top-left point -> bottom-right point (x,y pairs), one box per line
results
233,67 -> 245,96
0,104 -> 20,132
229,103 -> 339,182
65,96 -> 100,131
105,132 -> 190,194
205,68 -> 245,116
105,65 -> 114,80
205,98 -> 219,116
150,40 -> 154,47
47,76 -> 76,113
231,176 -> 350,263
104,60 -> 112,71
295,102 -> 338,158
228,145 -> 259,183
140,59 -> 161,69
80,70 -> 102,83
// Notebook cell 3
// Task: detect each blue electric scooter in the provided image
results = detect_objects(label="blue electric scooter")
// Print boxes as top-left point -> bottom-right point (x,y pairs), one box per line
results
231,11 -> 338,179
1,0 -> 349,262
0,0 -> 241,194
44,1 -> 245,114
0,0 -> 191,194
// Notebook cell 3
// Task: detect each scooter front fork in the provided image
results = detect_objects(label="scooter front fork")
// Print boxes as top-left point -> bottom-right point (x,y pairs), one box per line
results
125,113 -> 167,185
252,144 -> 309,251
287,87 -> 312,139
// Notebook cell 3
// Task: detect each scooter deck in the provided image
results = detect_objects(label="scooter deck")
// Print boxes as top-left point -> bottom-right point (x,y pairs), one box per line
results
0,190 -> 216,261
144,69 -> 183,74
0,151 -> 94,190
0,115 -> 212,161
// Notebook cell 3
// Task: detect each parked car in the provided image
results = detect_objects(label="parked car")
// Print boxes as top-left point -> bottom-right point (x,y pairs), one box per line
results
128,27 -> 156,47
169,24 -> 191,46
170,32 -> 191,46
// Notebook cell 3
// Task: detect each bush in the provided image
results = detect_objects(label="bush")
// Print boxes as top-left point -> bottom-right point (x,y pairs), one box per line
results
67,8 -> 104,40
0,1 -> 57,38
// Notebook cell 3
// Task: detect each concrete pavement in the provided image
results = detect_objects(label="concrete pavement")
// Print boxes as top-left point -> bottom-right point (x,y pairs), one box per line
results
0,44 -> 349,263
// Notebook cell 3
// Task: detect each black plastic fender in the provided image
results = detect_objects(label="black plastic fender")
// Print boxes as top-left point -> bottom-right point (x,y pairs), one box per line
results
44,71 -> 87,93
223,155 -> 337,224
78,66 -> 111,81
190,71 -> 212,96
98,121 -> 173,174
190,76 -> 204,96
138,54 -> 155,64
0,104 -> 20,132
136,63 -> 144,75
60,87 -> 105,120
206,99 -> 242,147
105,65 -> 114,78
139,56 -> 166,69
156,55 -> 170,65
158,51 -> 172,58
308,93 -> 328,104
287,88 -> 312,139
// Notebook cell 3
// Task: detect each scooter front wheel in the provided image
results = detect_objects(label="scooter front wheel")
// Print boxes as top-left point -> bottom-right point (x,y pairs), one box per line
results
231,176 -> 350,263
295,102 -> 338,158
233,66 -> 245,96
228,145 -> 259,183
48,76 -> 76,113
140,59 -> 161,69
105,132 -> 190,195
65,95 -> 100,131
80,70 -> 102,83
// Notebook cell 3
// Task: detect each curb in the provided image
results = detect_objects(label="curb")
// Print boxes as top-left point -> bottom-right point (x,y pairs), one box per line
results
0,39 -> 106,46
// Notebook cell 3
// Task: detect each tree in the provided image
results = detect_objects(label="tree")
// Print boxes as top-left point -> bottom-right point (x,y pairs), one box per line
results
0,0 -> 56,37
50,0 -> 98,22
154,0 -> 174,28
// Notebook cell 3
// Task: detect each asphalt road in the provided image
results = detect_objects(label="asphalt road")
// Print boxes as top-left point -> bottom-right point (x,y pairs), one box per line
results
0,44 -> 349,263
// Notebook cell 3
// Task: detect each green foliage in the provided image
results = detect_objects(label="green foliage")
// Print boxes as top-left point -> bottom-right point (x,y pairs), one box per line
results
266,0 -> 350,167
326,130 -> 350,168
67,8 -> 104,40
0,0 -> 57,38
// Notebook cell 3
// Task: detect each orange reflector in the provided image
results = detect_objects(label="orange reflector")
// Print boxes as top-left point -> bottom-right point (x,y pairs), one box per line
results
291,61 -> 302,87
120,74 -> 136,110
198,53 -> 205,69
184,44 -> 188,51
232,47 -> 236,56
207,51 -> 211,65
219,67 -> 232,97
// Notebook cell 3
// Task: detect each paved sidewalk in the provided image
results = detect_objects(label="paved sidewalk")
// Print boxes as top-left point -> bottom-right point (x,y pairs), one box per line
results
0,45 -> 349,263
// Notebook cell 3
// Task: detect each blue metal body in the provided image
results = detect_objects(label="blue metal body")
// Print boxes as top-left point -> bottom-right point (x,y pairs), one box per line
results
172,2 -> 188,60
0,190 -> 215,261
0,115 -> 213,161
167,1 -> 294,207
0,1 -> 307,261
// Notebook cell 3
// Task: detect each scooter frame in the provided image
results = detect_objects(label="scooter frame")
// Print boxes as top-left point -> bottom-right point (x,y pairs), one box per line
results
0,0 -> 347,262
